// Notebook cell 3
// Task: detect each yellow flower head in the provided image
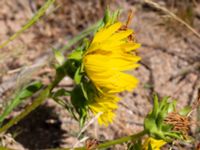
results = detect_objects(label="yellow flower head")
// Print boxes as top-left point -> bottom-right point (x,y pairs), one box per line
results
83,22 -> 141,93
143,137 -> 166,150
88,93 -> 120,126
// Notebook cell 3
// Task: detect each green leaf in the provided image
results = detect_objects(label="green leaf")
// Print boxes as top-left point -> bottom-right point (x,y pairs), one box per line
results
0,146 -> 10,150
71,86 -> 86,108
80,83 -> 89,100
168,100 -> 177,113
68,50 -> 83,61
0,0 -> 55,49
152,94 -> 159,117
71,85 -> 88,127
148,143 -> 153,150
110,10 -> 121,24
0,81 -> 43,124
179,106 -> 192,116
51,88 -> 71,98
53,48 -> 65,65
103,8 -> 111,24
74,67 -> 82,84
79,108 -> 87,128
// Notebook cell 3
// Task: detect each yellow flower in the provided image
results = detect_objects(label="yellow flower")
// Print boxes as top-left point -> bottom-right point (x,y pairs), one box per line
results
88,93 -> 120,126
83,22 -> 141,93
143,137 -> 166,150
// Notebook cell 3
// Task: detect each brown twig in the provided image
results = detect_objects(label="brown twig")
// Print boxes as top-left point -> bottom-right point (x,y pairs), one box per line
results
144,0 -> 200,39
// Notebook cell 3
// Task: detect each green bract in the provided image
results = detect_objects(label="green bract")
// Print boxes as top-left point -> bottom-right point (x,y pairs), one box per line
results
144,95 -> 184,142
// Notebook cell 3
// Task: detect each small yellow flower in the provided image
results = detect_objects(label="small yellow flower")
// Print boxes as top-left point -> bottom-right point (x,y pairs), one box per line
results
88,93 -> 120,126
143,137 -> 166,150
83,22 -> 141,93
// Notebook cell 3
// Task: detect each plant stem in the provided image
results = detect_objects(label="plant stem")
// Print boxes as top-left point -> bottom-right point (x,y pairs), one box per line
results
0,86 -> 50,133
0,72 -> 64,133
0,17 -> 101,134
97,130 -> 146,149
51,130 -> 146,150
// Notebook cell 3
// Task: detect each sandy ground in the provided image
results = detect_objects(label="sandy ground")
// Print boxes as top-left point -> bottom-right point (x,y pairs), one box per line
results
0,0 -> 200,149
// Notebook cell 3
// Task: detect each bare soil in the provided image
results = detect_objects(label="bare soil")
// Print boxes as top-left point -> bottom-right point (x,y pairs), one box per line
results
0,0 -> 200,149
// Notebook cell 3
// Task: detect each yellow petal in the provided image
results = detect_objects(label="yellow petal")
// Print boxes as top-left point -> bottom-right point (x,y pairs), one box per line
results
108,29 -> 133,41
143,138 -> 166,150
92,22 -> 122,43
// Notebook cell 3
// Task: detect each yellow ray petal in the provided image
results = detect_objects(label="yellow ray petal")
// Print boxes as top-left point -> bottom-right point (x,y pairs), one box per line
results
92,22 -> 122,43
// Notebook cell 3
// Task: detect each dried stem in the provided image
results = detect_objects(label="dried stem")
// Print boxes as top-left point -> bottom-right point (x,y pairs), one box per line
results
144,0 -> 200,39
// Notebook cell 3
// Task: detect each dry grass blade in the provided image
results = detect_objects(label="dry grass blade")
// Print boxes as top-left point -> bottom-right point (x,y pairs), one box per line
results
144,0 -> 200,39
170,62 -> 200,80
0,0 -> 55,49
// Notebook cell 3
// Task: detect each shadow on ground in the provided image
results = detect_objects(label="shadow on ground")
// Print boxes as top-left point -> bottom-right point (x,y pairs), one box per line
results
7,105 -> 66,149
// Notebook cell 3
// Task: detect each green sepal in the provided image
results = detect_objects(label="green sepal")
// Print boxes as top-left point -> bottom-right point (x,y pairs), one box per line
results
79,108 -> 87,128
110,9 -> 121,24
82,38 -> 90,51
80,82 -> 89,100
144,96 -> 185,142
51,88 -> 71,98
103,8 -> 121,25
68,50 -> 83,61
152,94 -> 159,117
56,59 -> 80,79
53,48 -> 65,65
103,8 -> 111,24
80,81 -> 96,102
74,67 -> 82,84
71,85 -> 88,127
50,89 -> 79,122
179,106 -> 192,116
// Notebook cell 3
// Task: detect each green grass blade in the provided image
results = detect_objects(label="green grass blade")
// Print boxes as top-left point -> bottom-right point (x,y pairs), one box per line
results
0,0 -> 55,49
0,81 -> 42,124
